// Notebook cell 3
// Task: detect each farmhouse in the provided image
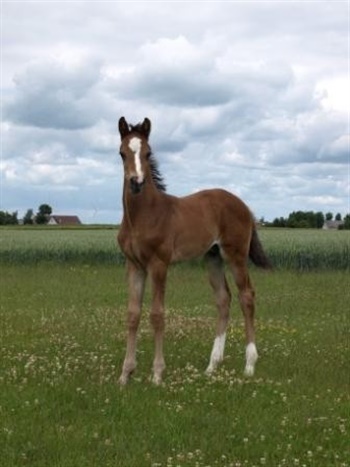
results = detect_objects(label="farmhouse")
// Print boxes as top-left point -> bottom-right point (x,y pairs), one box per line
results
322,220 -> 344,230
48,215 -> 82,226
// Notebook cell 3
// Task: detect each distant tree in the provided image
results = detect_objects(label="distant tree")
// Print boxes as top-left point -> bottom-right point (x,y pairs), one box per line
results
0,211 -> 18,225
271,217 -> 287,227
0,211 -> 7,225
315,212 -> 325,229
335,213 -> 342,221
287,211 -> 307,228
343,214 -> 350,230
325,212 -> 333,221
23,209 -> 34,225
285,211 -> 325,228
35,204 -> 52,225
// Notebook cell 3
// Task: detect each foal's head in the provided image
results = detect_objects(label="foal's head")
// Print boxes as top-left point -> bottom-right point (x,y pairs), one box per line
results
118,117 -> 153,194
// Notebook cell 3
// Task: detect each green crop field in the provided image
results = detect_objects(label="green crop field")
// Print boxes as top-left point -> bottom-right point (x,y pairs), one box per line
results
0,227 -> 349,270
0,228 -> 349,466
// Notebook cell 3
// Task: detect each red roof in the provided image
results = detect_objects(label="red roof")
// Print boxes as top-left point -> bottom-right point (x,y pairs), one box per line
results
49,215 -> 82,225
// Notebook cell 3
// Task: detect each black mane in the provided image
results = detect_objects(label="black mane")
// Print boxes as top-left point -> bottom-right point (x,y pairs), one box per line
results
149,154 -> 166,192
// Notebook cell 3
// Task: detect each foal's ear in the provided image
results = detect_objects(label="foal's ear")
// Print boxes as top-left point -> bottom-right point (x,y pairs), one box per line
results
118,117 -> 130,139
142,118 -> 151,139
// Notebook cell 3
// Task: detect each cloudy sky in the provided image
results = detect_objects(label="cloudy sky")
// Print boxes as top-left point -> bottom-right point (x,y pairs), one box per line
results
1,0 -> 349,224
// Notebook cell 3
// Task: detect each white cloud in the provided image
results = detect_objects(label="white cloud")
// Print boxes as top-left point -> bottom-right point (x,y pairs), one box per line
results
4,51 -> 103,129
316,77 -> 350,113
1,1 -> 348,222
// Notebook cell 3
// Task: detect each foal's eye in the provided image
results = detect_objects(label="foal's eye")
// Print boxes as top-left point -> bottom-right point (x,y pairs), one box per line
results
146,151 -> 151,160
120,152 -> 126,161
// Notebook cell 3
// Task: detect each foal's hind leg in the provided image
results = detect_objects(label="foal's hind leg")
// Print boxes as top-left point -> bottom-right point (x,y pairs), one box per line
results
205,250 -> 232,374
119,260 -> 146,385
227,253 -> 258,376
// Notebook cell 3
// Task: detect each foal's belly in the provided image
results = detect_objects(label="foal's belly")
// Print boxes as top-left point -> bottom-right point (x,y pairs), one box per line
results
170,231 -> 217,263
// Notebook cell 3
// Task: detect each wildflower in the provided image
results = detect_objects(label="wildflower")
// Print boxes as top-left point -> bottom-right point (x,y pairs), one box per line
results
339,424 -> 346,433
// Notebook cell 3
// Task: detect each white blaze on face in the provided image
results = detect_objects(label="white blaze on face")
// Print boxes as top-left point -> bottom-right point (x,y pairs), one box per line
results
128,137 -> 144,183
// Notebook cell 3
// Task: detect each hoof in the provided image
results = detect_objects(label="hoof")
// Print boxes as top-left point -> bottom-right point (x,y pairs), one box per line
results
205,365 -> 216,376
244,365 -> 255,377
151,374 -> 163,385
118,366 -> 135,386
118,374 -> 129,386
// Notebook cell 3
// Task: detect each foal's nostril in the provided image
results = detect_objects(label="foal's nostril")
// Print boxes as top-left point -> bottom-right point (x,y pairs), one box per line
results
130,177 -> 144,194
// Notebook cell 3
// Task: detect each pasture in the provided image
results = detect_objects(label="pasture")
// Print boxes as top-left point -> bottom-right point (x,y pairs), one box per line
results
0,228 -> 349,466
0,227 -> 349,270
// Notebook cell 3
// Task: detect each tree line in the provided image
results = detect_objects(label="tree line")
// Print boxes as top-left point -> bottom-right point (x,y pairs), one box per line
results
0,204 -> 53,225
1,205 -> 350,229
267,211 -> 350,229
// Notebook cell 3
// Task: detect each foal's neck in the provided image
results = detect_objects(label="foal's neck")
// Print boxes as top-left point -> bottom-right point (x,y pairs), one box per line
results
123,180 -> 165,227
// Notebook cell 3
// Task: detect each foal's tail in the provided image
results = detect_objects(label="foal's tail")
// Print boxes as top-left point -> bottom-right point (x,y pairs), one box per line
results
249,228 -> 272,269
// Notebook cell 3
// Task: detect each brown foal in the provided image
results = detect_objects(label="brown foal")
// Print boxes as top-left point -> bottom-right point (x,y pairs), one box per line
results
117,117 -> 271,385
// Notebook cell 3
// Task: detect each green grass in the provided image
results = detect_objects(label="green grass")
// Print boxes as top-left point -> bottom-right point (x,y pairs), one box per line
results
1,264 -> 349,466
0,228 -> 124,265
0,227 -> 349,270
258,229 -> 350,270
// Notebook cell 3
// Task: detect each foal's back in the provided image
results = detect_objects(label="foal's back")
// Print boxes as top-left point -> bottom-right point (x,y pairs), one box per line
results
169,188 -> 254,263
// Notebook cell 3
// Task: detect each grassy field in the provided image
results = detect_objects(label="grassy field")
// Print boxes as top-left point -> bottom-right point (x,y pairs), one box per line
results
1,259 -> 349,466
0,227 -> 349,270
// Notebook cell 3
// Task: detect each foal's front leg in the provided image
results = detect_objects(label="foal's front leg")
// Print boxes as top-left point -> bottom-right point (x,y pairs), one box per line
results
149,260 -> 167,385
119,261 -> 146,385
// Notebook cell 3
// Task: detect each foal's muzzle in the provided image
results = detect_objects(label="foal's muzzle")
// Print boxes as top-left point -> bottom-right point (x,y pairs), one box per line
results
130,176 -> 145,194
